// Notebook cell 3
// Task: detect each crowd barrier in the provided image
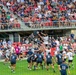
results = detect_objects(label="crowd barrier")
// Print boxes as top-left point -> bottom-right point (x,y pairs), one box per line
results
25,20 -> 76,28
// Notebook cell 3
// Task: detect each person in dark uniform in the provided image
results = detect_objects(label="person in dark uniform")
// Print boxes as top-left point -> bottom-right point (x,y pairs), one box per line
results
56,51 -> 63,68
46,52 -> 55,72
27,49 -> 33,70
10,53 -> 17,73
59,60 -> 70,75
36,51 -> 43,69
31,51 -> 38,70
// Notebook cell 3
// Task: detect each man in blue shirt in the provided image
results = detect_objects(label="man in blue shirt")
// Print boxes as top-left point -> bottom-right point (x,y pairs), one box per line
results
31,52 -> 38,70
56,51 -> 63,73
10,53 -> 17,73
37,51 -> 43,69
56,51 -> 63,66
59,60 -> 70,75
46,52 -> 55,72
27,49 -> 33,56
27,49 -> 33,70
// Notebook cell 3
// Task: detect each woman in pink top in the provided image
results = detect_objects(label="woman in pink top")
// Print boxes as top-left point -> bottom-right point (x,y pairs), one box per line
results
15,45 -> 20,58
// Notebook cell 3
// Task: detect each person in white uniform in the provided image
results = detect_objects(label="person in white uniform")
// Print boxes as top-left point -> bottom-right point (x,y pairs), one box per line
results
67,49 -> 74,68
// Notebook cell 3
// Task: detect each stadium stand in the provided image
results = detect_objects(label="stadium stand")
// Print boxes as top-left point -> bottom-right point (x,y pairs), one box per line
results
0,3 -> 20,30
1,0 -> 76,28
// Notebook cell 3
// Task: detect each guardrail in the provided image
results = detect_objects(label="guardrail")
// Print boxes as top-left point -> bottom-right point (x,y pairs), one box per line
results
0,22 -> 21,30
0,20 -> 76,30
24,20 -> 76,28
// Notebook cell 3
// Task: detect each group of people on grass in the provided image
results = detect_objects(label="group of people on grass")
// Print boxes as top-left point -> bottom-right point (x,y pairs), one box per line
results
0,31 -> 76,75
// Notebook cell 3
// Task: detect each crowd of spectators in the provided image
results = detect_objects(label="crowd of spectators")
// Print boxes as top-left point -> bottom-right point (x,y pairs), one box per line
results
1,0 -> 76,27
0,4 -> 20,30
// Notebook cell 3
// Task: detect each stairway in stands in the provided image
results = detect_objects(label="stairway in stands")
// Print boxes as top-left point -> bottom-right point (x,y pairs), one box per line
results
2,4 -> 29,30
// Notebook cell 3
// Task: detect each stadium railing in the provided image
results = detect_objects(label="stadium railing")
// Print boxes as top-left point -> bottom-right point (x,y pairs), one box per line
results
24,20 -> 76,28
0,23 -> 21,30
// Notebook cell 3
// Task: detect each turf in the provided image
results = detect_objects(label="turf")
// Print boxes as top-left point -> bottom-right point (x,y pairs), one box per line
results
0,56 -> 76,75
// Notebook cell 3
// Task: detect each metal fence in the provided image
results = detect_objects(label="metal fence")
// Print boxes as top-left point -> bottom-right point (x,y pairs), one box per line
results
0,22 -> 20,30
25,20 -> 76,28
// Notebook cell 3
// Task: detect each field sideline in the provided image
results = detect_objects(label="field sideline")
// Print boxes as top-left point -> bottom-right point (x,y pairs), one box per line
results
0,56 -> 76,75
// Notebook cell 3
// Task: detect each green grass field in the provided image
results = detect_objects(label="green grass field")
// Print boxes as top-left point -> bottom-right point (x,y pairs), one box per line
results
0,56 -> 76,75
